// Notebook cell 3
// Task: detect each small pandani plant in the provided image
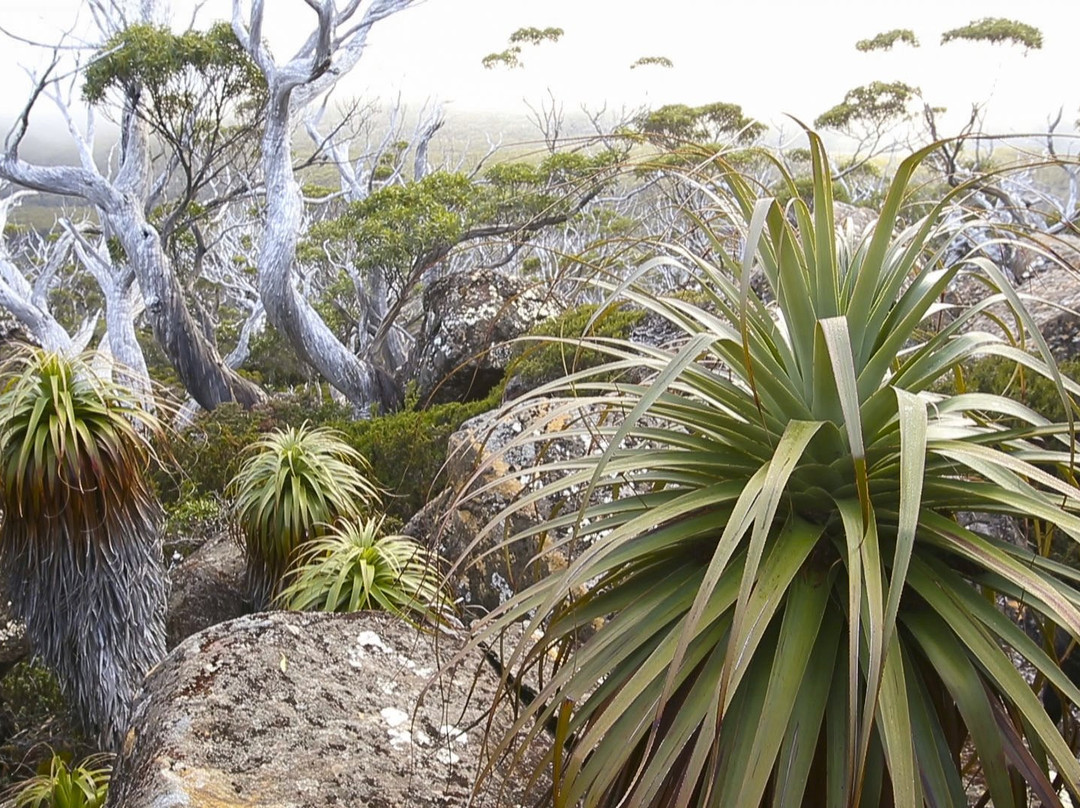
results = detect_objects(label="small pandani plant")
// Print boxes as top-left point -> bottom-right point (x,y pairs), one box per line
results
277,516 -> 450,625
229,424 -> 380,609
0,349 -> 167,751
466,134 -> 1080,806
5,751 -> 113,808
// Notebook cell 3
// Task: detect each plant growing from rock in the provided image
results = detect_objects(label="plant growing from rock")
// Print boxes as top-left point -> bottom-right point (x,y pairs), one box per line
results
0,350 -> 167,751
277,516 -> 449,625
467,135 -> 1080,805
229,425 -> 380,609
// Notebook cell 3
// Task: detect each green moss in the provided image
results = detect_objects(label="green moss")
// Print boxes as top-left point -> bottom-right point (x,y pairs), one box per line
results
507,302 -> 647,391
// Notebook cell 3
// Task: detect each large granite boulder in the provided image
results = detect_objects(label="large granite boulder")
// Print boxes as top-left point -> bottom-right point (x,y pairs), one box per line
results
413,269 -> 559,405
166,530 -> 247,650
107,611 -> 546,807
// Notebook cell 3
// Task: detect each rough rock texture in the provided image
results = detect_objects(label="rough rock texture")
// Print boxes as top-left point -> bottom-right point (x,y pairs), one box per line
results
405,399 -> 650,622
166,531 -> 248,650
832,201 -> 878,237
941,230 -> 1080,359
108,611 -> 546,808
413,269 -> 559,405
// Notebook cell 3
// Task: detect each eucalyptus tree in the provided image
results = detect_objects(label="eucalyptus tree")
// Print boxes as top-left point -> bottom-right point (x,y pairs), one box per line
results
816,17 -> 1045,188
0,0 -> 265,410
231,2 -> 626,412
0,193 -> 81,355
231,0 -> 419,413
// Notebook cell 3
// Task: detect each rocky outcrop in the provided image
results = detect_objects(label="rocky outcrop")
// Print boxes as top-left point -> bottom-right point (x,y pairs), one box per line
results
413,269 -> 559,405
166,531 -> 248,650
405,399 -> 650,622
107,611 -> 546,808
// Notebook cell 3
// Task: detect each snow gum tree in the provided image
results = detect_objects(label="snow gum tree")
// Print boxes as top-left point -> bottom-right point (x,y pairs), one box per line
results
0,1 -> 266,411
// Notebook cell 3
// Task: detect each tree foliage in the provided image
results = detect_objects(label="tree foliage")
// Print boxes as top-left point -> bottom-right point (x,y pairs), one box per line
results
83,22 -> 264,109
941,17 -> 1043,51
814,81 -> 920,133
482,25 -> 563,69
855,29 -> 919,52
507,26 -> 564,46
630,55 -> 674,69
634,102 -> 765,145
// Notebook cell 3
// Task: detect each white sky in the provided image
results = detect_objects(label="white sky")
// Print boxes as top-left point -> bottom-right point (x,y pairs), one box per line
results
1,0 -> 1079,145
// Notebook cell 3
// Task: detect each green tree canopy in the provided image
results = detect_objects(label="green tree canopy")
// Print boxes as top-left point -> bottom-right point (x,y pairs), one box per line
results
630,55 -> 674,69
634,102 -> 765,145
941,17 -> 1043,50
83,22 -> 264,108
814,81 -> 920,132
855,29 -> 919,52
482,26 -> 564,69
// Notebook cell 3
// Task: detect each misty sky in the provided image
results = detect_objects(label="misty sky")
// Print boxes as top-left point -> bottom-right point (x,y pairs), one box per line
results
1,0 -> 1078,145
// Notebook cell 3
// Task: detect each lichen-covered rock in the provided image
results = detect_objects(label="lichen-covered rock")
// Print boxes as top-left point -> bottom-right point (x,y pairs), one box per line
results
413,269 -> 559,405
108,611 -> 546,807
166,531 -> 247,650
405,399 -> 651,622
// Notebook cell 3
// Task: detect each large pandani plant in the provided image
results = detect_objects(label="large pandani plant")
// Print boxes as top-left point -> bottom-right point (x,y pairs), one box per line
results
0,349 -> 167,751
464,134 -> 1080,806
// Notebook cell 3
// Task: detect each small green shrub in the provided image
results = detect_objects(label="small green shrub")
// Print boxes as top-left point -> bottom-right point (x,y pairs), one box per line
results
507,302 -> 646,392
960,354 -> 1080,423
0,664 -> 66,729
4,751 -> 112,808
277,516 -> 450,624
0,664 -> 90,790
160,387 -> 503,523
162,496 -> 221,535
153,394 -> 350,505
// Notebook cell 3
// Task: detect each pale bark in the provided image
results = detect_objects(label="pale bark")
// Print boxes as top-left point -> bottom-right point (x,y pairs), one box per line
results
234,0 -> 416,412
65,222 -> 152,397
1,85 -> 265,411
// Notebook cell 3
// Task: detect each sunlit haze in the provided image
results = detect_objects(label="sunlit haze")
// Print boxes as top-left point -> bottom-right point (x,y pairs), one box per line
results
2,0 -> 1079,148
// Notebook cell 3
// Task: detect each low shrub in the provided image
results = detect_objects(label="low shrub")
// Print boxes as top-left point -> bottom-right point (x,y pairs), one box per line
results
158,386 -> 502,523
0,664 -> 90,790
277,516 -> 450,625
505,302 -> 646,393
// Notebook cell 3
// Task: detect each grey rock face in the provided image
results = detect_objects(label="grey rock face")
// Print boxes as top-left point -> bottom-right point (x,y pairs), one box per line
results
108,611 -> 546,808
166,531 -> 248,650
413,269 -> 559,405
405,399 -> 653,625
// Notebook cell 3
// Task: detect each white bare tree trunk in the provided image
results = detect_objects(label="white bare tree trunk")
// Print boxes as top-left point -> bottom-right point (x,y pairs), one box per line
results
1,1 -> 266,410
234,0 -> 416,412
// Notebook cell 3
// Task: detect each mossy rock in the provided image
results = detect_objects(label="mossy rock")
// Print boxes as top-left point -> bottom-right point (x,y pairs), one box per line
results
503,302 -> 647,399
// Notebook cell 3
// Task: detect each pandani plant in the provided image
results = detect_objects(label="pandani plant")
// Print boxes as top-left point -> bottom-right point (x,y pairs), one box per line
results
0,349 -> 167,752
3,751 -> 113,808
276,515 -> 450,626
463,134 -> 1080,806
229,424 -> 381,609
